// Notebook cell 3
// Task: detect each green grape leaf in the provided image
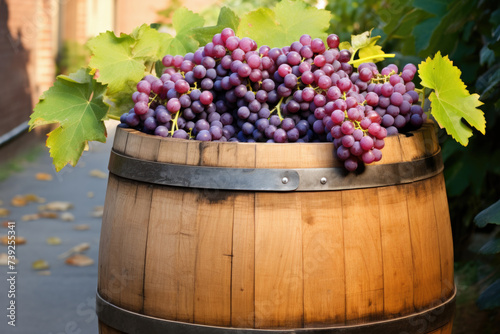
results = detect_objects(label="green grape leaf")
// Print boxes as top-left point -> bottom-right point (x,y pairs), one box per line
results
237,0 -> 331,48
87,25 -> 172,95
29,68 -> 109,171
474,199 -> 500,228
478,239 -> 500,255
419,51 -> 485,146
163,8 -> 205,56
192,7 -> 240,46
477,279 -> 500,310
131,24 -> 173,60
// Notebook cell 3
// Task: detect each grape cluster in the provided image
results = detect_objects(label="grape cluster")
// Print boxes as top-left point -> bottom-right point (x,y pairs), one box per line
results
120,28 -> 424,171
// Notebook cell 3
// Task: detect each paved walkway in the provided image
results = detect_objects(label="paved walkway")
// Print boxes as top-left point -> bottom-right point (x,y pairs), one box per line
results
0,121 -> 119,334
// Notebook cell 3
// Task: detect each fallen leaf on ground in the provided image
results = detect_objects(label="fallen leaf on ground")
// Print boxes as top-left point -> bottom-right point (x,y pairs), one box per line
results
39,211 -> 59,219
37,270 -> 51,276
46,237 -> 62,245
32,259 -> 50,270
2,221 -> 10,228
74,224 -> 90,231
39,201 -> 73,211
0,208 -> 10,217
58,242 -> 90,259
22,214 -> 40,221
11,195 -> 27,207
35,172 -> 53,181
66,254 -> 94,266
23,194 -> 45,203
87,191 -> 94,198
1,235 -> 26,245
61,212 -> 75,221
89,169 -> 107,179
0,253 -> 18,265
91,206 -> 104,218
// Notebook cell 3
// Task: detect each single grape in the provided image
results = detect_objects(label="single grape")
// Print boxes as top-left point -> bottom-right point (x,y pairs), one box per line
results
273,128 -> 287,143
199,91 -> 213,105
287,128 -> 300,142
237,106 -> 251,119
155,126 -> 169,137
362,151 -> 375,164
134,101 -> 149,115
167,98 -> 181,113
278,64 -> 292,77
284,74 -> 298,88
175,80 -> 190,94
126,113 -> 140,127
327,34 -> 340,49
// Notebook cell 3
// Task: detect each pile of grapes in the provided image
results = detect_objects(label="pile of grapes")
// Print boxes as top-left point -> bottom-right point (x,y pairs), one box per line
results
120,28 -> 425,171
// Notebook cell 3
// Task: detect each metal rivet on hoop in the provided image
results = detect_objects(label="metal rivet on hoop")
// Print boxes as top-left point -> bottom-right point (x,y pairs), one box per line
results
320,177 -> 327,184
281,177 -> 289,184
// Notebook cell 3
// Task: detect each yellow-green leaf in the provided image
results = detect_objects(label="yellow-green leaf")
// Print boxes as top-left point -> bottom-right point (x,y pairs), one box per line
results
87,26 -> 173,95
237,0 -> 331,48
160,8 -> 204,57
29,68 -> 108,171
419,51 -> 485,146
350,31 -> 372,51
347,31 -> 394,67
32,259 -> 50,270
338,41 -> 352,52
192,7 -> 240,45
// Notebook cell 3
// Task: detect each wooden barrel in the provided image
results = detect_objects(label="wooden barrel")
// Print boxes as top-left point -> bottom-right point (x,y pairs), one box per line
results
97,122 -> 455,334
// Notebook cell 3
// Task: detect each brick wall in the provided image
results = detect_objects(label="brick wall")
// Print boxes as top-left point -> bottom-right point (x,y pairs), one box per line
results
0,0 -> 56,138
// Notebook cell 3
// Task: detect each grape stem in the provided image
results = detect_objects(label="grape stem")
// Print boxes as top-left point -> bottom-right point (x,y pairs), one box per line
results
107,114 -> 120,121
148,93 -> 158,107
169,111 -> 181,136
349,53 -> 396,66
269,96 -> 285,121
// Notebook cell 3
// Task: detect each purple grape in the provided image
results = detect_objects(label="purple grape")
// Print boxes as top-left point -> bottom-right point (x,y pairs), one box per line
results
155,126 -> 169,137
273,128 -> 287,143
344,157 -> 358,171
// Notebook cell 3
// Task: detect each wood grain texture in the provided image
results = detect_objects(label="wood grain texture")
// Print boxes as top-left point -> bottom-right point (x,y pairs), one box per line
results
193,192 -> 234,326
100,123 -> 454,333
407,179 -> 443,310
342,188 -> 384,324
432,174 -> 455,299
176,190 -> 201,322
378,185 -> 414,317
231,193 -> 256,328
98,174 -> 119,299
101,177 -> 152,312
254,192 -> 303,328
113,121 -> 438,168
111,127 -> 129,154
143,186 -> 192,321
301,192 -> 346,326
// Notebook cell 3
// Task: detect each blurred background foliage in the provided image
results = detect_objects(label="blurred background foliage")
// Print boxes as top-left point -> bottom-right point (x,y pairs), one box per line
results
332,1 -> 500,331
326,0 -> 500,255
